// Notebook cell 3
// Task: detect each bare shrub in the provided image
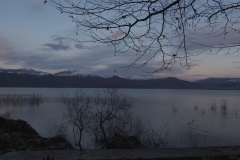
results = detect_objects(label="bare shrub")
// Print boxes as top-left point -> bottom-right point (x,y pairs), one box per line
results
62,89 -> 93,150
137,117 -> 169,149
53,118 -> 68,140
91,88 -> 134,149
61,88 -> 169,149
186,120 -> 199,147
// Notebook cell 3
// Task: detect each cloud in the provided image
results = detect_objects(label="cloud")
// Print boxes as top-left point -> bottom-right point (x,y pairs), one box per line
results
87,64 -> 108,71
42,35 -> 71,51
107,29 -> 125,39
74,44 -> 85,49
1,30 -> 238,81
75,43 -> 100,50
186,25 -> 240,51
43,43 -> 70,51
51,35 -> 67,43
184,74 -> 208,77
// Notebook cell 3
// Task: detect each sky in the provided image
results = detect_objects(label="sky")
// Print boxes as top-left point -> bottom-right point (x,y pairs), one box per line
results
0,0 -> 239,81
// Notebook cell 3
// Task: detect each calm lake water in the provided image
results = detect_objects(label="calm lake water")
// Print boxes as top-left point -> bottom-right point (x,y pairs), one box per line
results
1,88 -> 240,148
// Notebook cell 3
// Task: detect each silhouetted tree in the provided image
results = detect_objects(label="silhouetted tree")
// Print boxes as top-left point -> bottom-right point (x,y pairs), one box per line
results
47,0 -> 240,73
62,90 -> 92,150
91,88 -> 134,149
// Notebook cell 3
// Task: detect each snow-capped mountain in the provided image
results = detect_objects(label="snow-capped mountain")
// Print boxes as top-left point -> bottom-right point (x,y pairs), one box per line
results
0,68 -> 98,77
54,70 -> 98,77
0,67 -> 239,89
196,77 -> 240,84
0,67 -> 203,89
195,78 -> 240,89
0,68 -> 50,76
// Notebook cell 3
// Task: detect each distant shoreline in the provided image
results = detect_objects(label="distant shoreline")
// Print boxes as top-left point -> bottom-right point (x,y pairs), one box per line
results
1,86 -> 240,90
1,71 -> 240,90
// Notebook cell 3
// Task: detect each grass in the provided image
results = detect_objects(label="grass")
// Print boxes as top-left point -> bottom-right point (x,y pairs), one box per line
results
210,98 -> 217,111
0,93 -> 43,107
221,99 -> 228,115
0,93 -> 43,118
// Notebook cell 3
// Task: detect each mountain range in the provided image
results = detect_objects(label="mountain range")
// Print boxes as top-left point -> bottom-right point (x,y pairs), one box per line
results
0,68 -> 239,89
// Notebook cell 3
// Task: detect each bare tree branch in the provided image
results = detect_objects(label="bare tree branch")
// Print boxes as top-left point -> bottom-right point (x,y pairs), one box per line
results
49,0 -> 240,74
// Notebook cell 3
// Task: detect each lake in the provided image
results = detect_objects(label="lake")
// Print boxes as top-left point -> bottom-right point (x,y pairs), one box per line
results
0,88 -> 240,148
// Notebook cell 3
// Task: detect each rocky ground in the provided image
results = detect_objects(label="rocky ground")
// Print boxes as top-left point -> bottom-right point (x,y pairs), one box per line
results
0,117 -> 73,155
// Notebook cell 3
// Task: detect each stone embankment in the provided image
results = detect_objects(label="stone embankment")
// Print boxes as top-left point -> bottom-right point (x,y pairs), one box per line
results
0,117 -> 73,155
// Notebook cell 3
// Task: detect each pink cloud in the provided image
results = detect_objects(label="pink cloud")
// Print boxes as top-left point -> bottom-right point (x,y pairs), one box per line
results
0,39 -> 13,58
107,29 -> 125,39
139,31 -> 148,43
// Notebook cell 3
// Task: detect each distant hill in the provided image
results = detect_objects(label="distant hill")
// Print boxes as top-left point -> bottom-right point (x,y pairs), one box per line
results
0,68 -> 239,89
195,78 -> 240,90
0,68 -> 203,89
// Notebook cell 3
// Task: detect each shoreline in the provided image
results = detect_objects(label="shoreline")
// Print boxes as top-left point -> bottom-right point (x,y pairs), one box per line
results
1,117 -> 240,159
1,146 -> 240,160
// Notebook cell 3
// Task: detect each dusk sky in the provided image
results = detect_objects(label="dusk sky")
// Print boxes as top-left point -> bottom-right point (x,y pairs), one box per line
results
0,0 -> 239,81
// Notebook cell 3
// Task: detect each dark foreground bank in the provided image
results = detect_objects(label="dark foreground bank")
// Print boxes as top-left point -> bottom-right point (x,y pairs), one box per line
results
0,117 -> 73,155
